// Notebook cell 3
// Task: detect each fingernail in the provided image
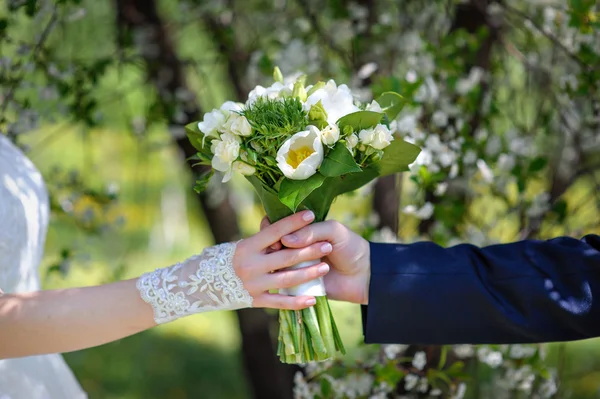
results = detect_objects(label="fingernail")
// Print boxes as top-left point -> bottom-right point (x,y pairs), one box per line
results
320,243 -> 332,253
318,264 -> 330,274
305,298 -> 316,306
302,211 -> 315,221
285,234 -> 298,243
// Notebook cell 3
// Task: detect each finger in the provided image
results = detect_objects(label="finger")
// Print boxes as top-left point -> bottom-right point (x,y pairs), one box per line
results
259,216 -> 271,231
281,220 -> 345,249
263,242 -> 332,272
253,293 -> 317,310
259,217 -> 282,251
246,210 -> 315,249
260,262 -> 329,291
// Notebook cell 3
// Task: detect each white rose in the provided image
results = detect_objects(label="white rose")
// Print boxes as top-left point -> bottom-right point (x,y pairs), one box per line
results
321,124 -> 340,146
198,108 -> 227,139
304,80 -> 360,125
232,161 -> 255,176
223,113 -> 252,136
220,101 -> 243,113
247,82 -> 293,104
359,123 -> 393,150
346,133 -> 359,151
197,101 -> 243,142
366,100 -> 383,113
211,132 -> 241,182
276,125 -> 324,180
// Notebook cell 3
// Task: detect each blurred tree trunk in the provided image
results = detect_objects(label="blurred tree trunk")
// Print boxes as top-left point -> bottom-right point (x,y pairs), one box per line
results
114,1 -> 295,397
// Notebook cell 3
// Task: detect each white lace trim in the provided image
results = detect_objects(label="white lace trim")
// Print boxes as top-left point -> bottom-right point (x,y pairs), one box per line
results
136,242 -> 253,324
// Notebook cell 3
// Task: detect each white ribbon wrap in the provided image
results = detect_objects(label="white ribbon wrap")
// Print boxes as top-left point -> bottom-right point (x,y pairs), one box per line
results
279,259 -> 327,297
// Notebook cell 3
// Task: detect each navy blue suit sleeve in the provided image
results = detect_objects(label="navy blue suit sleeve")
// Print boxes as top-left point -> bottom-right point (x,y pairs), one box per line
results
362,235 -> 600,344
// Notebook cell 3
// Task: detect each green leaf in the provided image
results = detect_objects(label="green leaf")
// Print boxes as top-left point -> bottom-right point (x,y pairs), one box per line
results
377,139 -> 421,176
528,156 -> 548,173
331,164 -> 380,196
320,143 -> 362,177
246,176 -> 294,222
376,92 -> 407,120
278,173 -> 327,212
445,361 -> 465,376
193,169 -> 214,193
273,66 -> 284,83
336,111 -> 383,131
185,121 -> 205,152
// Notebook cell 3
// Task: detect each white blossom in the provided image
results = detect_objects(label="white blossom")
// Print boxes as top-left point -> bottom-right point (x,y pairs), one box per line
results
276,125 -> 324,180
359,124 -> 393,149
412,351 -> 427,370
321,124 -> 341,146
304,80 -> 360,125
404,374 -> 419,391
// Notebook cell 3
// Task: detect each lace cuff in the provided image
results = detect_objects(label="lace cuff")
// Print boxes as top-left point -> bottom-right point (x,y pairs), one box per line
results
136,242 -> 253,324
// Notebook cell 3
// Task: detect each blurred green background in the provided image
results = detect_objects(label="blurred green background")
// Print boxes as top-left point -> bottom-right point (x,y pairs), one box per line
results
2,0 -> 600,398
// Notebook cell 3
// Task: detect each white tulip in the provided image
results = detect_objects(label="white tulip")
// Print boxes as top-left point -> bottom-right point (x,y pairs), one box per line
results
223,113 -> 252,136
232,161 -> 256,176
346,133 -> 359,151
321,124 -> 340,146
304,80 -> 359,126
359,123 -> 394,150
276,125 -> 324,180
211,132 -> 241,182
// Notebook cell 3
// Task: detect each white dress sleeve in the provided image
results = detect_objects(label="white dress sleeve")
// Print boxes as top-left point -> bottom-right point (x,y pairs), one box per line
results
136,242 -> 253,324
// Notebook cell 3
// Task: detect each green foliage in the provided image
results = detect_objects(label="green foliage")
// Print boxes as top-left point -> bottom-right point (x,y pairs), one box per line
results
242,96 -> 307,141
278,173 -> 327,213
377,139 -> 422,176
336,111 -> 383,131
375,92 -> 407,121
319,143 -> 362,177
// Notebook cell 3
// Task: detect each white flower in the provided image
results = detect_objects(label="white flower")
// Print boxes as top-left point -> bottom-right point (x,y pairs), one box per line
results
412,351 -> 427,370
232,161 -> 255,176
198,101 -> 243,142
304,80 -> 360,125
211,132 -> 241,182
403,202 -> 434,219
220,101 -> 243,113
223,113 -> 252,136
359,124 -> 393,150
430,388 -> 442,396
453,344 -> 474,358
476,159 -> 494,183
452,383 -> 467,399
366,100 -> 383,113
276,125 -> 324,180
383,344 -> 407,360
432,110 -> 448,127
417,378 -> 429,393
404,374 -> 419,391
247,82 -> 293,104
346,133 -> 359,151
198,109 -> 227,139
321,124 -> 340,146
509,345 -> 536,359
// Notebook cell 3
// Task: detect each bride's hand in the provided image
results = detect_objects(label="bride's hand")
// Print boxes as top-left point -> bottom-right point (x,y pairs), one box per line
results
260,217 -> 371,305
234,210 -> 333,310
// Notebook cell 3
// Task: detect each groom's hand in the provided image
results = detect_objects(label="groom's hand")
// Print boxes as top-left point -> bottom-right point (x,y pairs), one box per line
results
260,217 -> 371,305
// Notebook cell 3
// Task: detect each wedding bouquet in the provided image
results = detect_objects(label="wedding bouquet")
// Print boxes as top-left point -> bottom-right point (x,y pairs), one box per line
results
186,68 -> 421,364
